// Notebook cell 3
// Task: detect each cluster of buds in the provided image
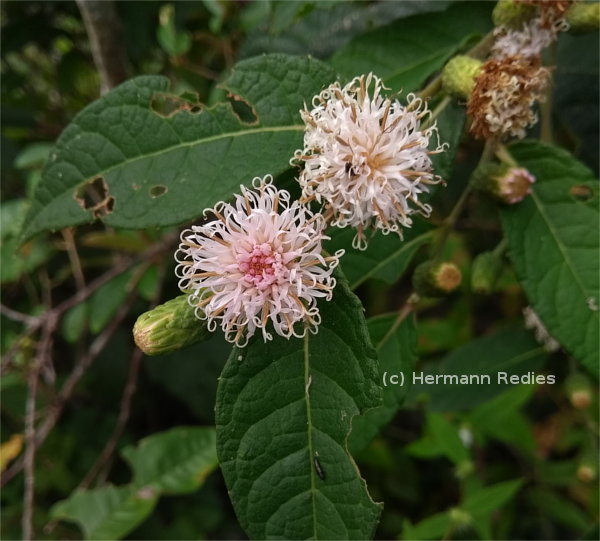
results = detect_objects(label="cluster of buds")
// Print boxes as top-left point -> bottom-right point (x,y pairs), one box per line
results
442,0 -> 600,142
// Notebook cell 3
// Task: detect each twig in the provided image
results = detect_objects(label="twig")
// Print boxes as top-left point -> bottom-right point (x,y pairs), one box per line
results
22,311 -> 57,541
378,293 -> 420,349
431,138 -> 498,259
1,288 -> 140,488
0,305 -> 37,325
1,232 -> 178,373
75,0 -> 130,94
62,228 -> 86,291
78,349 -> 143,489
78,265 -> 167,489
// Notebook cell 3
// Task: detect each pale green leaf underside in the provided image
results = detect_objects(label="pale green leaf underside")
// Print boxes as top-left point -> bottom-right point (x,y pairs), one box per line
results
50,485 -> 157,541
21,54 -> 336,240
216,272 -> 382,540
500,141 -> 599,375
51,427 -> 217,540
121,426 -> 218,494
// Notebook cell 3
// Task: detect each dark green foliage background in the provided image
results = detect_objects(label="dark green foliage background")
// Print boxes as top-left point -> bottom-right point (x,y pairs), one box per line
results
1,2 -> 598,540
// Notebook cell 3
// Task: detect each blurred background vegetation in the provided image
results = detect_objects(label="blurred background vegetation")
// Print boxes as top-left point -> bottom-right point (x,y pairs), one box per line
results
1,1 -> 598,540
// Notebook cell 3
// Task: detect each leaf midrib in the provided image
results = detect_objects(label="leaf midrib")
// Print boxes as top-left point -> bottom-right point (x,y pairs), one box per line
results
351,230 -> 434,289
529,188 -> 595,309
37,124 -> 303,209
303,333 -> 318,540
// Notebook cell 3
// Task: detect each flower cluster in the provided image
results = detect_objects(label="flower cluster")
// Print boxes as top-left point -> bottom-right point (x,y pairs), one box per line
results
467,0 -> 571,141
467,56 -> 551,140
175,176 -> 342,347
293,74 -> 445,249
175,74 -> 446,346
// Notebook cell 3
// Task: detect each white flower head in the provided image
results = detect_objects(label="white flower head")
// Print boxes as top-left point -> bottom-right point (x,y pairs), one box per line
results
492,17 -> 567,59
523,306 -> 560,352
175,176 -> 343,347
293,73 -> 446,250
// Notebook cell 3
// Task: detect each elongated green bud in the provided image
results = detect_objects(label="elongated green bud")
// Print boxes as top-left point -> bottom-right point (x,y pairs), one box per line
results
412,261 -> 462,298
471,251 -> 504,294
133,295 -> 210,356
492,0 -> 536,28
567,2 -> 600,33
441,56 -> 483,100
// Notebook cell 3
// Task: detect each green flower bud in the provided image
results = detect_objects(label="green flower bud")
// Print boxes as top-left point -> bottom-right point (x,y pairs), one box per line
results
449,507 -> 472,527
412,261 -> 462,298
471,162 -> 536,204
133,295 -> 210,356
441,56 -> 483,99
567,2 -> 600,33
577,451 -> 598,483
565,373 -> 593,409
455,460 -> 475,479
471,251 -> 504,294
492,0 -> 537,28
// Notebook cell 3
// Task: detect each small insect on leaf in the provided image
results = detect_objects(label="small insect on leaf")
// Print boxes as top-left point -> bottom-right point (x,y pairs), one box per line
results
313,453 -> 326,481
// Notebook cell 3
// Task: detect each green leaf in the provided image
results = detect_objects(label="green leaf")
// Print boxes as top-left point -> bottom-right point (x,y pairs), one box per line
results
215,272 -> 382,540
469,385 -> 536,453
325,223 -> 433,290
464,479 -> 523,519
330,2 -> 492,92
401,512 -> 451,540
21,55 -> 336,240
464,479 -> 523,539
61,301 -> 88,344
157,4 -> 192,57
121,426 -> 218,494
349,313 -> 416,454
89,271 -> 131,334
50,485 -> 158,541
406,412 -> 470,465
500,141 -> 599,375
429,99 -> 466,180
410,325 -> 548,411
527,488 -> 590,532
1,199 -> 54,283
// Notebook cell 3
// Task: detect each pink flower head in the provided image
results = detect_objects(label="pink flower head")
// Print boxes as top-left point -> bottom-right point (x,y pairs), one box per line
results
175,175 -> 343,347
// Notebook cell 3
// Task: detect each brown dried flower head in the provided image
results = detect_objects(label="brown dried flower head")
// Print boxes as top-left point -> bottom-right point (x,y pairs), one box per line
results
467,55 -> 551,140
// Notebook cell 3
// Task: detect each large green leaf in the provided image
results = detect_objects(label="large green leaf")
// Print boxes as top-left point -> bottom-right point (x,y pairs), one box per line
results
349,313 -> 416,454
500,141 -> 599,375
409,326 -> 548,411
21,54 -> 335,240
215,272 -> 382,540
50,485 -> 158,541
121,426 -> 218,494
325,223 -> 433,290
329,2 -> 492,92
